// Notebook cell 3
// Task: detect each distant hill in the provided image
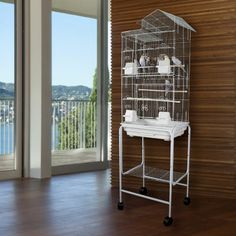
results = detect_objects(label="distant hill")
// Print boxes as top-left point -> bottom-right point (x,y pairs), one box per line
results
52,85 -> 91,100
0,82 -> 91,100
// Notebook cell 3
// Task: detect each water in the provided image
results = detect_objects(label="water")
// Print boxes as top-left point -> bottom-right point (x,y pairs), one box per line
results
0,123 -> 60,155
51,123 -> 59,150
0,123 -> 14,155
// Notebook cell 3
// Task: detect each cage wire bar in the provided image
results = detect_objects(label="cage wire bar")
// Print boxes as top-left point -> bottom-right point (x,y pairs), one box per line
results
118,9 -> 195,226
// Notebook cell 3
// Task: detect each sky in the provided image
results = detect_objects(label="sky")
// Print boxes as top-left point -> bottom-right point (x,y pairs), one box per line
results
52,11 -> 97,87
0,2 -> 111,89
0,2 -> 14,84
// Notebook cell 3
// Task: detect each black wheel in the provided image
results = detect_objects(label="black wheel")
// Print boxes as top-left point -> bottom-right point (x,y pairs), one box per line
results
184,197 -> 191,205
139,187 -> 148,195
163,216 -> 173,226
117,202 -> 124,210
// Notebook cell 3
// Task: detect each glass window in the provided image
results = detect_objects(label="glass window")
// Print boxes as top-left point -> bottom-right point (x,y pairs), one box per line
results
51,2 -> 98,167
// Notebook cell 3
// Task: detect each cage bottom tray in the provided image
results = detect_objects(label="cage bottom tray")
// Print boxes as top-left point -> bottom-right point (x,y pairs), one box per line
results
125,165 -> 186,185
122,119 -> 188,141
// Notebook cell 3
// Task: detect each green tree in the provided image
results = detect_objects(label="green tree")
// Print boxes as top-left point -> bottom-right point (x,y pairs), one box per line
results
58,104 -> 83,149
85,69 -> 97,148
57,69 -> 97,149
89,68 -> 97,103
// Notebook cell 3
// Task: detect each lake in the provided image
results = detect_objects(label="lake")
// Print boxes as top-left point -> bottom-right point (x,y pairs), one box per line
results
0,123 -> 14,155
0,123 -> 59,155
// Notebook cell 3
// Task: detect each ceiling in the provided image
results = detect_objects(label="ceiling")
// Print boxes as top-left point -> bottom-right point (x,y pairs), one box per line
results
52,0 -> 101,18
1,0 -> 110,19
1,0 -> 14,3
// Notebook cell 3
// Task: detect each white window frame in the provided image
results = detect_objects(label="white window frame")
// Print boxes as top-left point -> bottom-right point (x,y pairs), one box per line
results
51,0 -> 110,175
0,0 -> 23,180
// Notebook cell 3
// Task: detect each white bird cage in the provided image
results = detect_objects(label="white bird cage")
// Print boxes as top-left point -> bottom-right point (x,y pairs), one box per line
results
118,10 -> 196,226
121,9 -> 196,123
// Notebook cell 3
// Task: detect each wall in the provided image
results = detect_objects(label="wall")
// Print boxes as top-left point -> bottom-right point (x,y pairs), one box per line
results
29,0 -> 52,178
111,0 -> 236,198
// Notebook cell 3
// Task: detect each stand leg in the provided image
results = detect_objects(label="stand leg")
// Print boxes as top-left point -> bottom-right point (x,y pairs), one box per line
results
164,133 -> 174,226
186,125 -> 191,197
184,125 -> 191,206
142,137 -> 145,187
139,137 -> 148,195
168,134 -> 174,218
118,126 -> 124,210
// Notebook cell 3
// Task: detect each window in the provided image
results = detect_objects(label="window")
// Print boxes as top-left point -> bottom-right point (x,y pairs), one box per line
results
0,0 -> 22,178
51,0 -> 109,173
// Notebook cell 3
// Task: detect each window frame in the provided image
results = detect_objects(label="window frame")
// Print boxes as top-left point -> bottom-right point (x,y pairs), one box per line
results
51,0 -> 110,175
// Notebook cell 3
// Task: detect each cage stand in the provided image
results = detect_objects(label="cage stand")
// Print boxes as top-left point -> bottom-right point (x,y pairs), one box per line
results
118,124 -> 191,226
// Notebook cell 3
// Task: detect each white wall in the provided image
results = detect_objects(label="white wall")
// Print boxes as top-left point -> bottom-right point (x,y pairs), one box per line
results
29,0 -> 51,178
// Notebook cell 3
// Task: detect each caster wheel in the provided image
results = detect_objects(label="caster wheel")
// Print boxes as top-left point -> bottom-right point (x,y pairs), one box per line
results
117,202 -> 124,210
184,197 -> 191,205
163,216 -> 173,226
139,187 -> 148,195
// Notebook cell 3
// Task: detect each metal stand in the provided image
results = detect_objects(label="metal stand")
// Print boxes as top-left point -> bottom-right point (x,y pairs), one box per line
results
118,124 -> 191,226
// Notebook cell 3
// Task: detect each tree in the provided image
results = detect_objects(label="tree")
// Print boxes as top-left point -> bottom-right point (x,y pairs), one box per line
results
58,104 -> 83,149
57,69 -> 97,150
85,69 -> 97,148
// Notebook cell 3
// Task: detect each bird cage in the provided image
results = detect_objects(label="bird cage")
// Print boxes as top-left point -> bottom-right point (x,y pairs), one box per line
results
121,9 -> 196,124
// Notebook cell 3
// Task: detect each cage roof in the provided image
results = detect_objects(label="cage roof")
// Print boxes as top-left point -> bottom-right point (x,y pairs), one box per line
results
142,9 -> 196,32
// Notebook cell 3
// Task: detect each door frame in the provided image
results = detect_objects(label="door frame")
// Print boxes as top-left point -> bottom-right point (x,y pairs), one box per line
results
51,0 -> 110,175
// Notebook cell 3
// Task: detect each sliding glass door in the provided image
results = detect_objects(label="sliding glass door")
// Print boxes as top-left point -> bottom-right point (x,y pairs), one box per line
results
52,9 -> 98,168
51,0 -> 109,174
0,0 -> 22,179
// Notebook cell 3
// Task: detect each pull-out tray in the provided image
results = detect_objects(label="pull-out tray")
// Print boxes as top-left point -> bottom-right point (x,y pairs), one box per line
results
122,119 -> 188,141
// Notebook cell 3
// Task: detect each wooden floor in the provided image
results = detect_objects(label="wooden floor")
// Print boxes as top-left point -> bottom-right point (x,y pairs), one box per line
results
0,170 -> 235,236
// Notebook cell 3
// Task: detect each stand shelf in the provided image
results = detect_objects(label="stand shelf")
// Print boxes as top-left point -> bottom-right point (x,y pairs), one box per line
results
124,165 -> 187,186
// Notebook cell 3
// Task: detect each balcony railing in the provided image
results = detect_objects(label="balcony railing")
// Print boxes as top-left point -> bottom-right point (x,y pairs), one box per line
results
0,99 -> 97,156
0,99 -> 14,155
52,100 -> 97,151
